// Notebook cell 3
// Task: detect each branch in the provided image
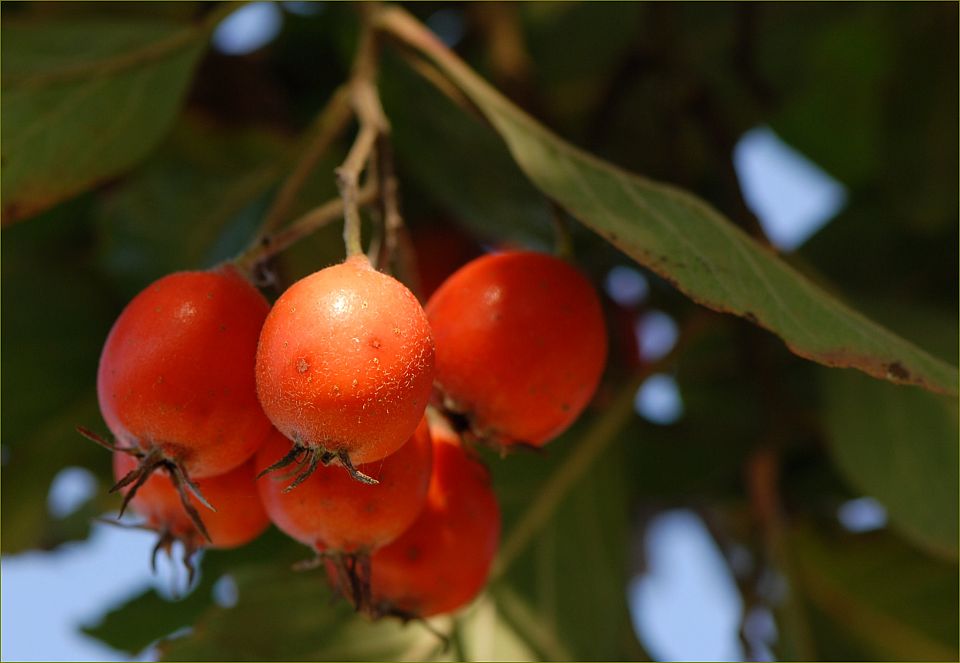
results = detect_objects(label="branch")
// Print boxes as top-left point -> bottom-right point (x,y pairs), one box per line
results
337,12 -> 391,258
235,185 -> 378,275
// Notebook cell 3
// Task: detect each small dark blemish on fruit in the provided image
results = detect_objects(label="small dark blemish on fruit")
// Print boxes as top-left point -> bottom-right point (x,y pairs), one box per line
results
369,337 -> 382,349
405,546 -> 421,561
561,402 -> 571,412
297,358 -> 309,374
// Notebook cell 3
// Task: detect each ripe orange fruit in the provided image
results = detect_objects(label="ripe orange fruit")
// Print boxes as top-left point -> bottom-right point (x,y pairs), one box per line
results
364,416 -> 500,617
256,420 -> 432,554
427,251 -> 607,448
255,255 -> 435,486
91,266 -> 274,522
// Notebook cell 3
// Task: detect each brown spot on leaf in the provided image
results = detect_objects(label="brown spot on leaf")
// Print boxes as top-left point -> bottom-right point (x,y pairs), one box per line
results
886,361 -> 910,380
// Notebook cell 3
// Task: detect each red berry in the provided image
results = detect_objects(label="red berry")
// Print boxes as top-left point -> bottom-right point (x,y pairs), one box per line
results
255,256 -> 435,485
426,251 -> 607,447
255,420 -> 432,553
96,267 -> 273,479
364,417 -> 500,618
113,452 -> 269,577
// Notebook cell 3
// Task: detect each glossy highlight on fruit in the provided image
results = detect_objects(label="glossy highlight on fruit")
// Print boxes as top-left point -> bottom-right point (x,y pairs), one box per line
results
255,255 -> 435,485
427,251 -> 607,447
365,416 -> 500,617
256,419 -> 432,553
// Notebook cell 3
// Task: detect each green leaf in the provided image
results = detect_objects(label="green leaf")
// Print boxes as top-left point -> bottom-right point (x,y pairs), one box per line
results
377,7 -> 958,397
1,17 -> 207,223
788,524 -> 958,661
83,585 -> 214,656
821,369 -> 959,558
1,202 -> 119,552
157,562 -> 442,661
94,116 -> 289,298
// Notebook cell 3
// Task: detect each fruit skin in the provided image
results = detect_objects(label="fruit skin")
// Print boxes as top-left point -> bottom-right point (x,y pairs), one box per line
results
365,417 -> 500,617
256,419 -> 432,553
255,255 -> 435,465
113,452 -> 269,549
426,251 -> 607,447
97,267 -> 273,478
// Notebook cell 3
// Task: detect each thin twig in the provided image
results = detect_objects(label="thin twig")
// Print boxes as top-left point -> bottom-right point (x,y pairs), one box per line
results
337,13 -> 390,259
337,121 -> 379,257
373,135 -> 402,269
746,448 -> 816,660
234,185 -> 378,274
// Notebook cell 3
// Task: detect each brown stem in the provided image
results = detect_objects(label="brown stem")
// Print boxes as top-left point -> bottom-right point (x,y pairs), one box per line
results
373,134 -> 403,270
746,448 -> 816,659
338,11 -> 390,258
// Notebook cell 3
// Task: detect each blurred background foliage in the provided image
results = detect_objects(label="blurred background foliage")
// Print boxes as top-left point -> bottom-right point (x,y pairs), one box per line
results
1,2 -> 957,661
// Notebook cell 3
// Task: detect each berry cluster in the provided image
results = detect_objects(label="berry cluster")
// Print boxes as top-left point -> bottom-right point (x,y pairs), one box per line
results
86,248 -> 607,620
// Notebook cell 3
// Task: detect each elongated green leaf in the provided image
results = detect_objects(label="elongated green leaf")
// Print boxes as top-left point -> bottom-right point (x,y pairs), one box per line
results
377,7 -> 958,397
822,369 -> 959,558
788,524 -> 958,661
1,18 -> 207,223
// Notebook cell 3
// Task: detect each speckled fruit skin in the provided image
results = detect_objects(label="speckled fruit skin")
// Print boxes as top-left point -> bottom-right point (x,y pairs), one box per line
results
426,251 -> 607,447
256,419 -> 432,553
97,267 -> 273,478
366,417 -> 500,617
113,453 -> 269,549
255,256 -> 435,465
